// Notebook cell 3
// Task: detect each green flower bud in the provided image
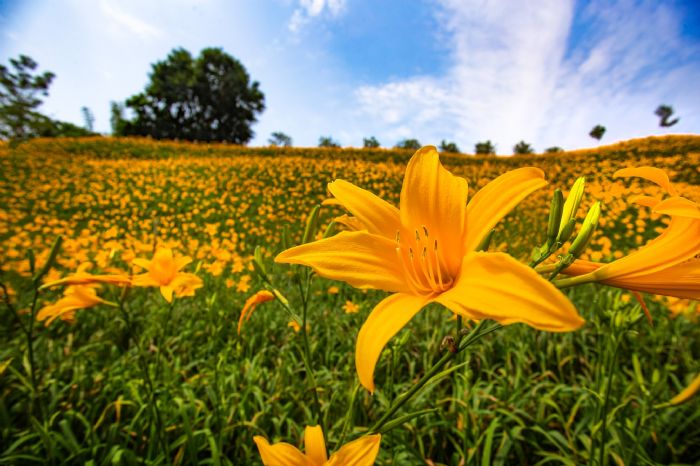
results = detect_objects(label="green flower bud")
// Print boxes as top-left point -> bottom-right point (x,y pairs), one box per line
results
546,189 -> 564,247
568,201 -> 601,258
302,204 -> 321,244
557,177 -> 585,241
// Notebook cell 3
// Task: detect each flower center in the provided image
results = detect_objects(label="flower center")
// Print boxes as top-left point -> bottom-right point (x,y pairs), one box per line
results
395,225 -> 453,295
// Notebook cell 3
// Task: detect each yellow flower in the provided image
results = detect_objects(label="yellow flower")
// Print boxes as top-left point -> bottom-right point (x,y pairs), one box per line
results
237,290 -> 275,334
36,285 -> 109,326
40,262 -> 131,289
327,286 -> 340,295
276,146 -> 583,392
558,167 -> 700,299
343,300 -> 359,314
132,248 -> 202,303
254,425 -> 381,466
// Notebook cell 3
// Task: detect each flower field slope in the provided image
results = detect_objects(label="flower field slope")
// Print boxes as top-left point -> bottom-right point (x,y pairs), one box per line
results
1,136 -> 699,465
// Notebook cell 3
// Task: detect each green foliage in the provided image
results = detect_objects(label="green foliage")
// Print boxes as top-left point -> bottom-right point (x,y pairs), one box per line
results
656,104 -> 679,127
590,125 -> 606,141
318,136 -> 340,148
439,140 -> 460,153
0,54 -> 55,141
81,107 -> 94,133
545,146 -> 564,153
268,131 -> 292,147
118,48 -> 265,144
513,140 -> 534,155
363,136 -> 380,149
395,138 -> 421,150
475,140 -> 495,155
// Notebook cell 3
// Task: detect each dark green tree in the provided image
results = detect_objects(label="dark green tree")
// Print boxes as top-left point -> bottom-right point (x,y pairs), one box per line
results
475,140 -> 495,155
513,141 -> 534,155
110,101 -> 127,136
120,48 -> 265,143
0,54 -> 55,141
545,146 -> 564,153
395,138 -> 421,150
363,136 -> 380,148
81,106 -> 95,132
655,105 -> 679,127
268,131 -> 292,147
318,136 -> 340,148
439,140 -> 460,153
589,124 -> 606,141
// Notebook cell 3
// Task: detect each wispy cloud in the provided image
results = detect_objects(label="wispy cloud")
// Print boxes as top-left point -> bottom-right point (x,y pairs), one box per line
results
289,0 -> 347,32
99,0 -> 163,39
354,0 -> 699,153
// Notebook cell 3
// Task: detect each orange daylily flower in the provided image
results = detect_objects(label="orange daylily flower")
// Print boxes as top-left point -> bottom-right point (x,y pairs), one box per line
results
558,167 -> 700,299
254,425 -> 381,466
132,248 -> 202,303
40,262 -> 131,289
276,146 -> 583,392
237,290 -> 275,334
36,284 -> 112,326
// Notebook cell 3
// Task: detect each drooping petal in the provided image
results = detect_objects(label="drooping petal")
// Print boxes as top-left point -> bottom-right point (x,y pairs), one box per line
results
328,180 -> 400,238
326,434 -> 382,466
160,286 -> 174,303
399,146 -> 468,274
436,253 -> 584,331
132,272 -> 161,287
275,231 -> 410,293
355,293 -> 429,393
132,258 -> 152,270
614,166 -> 678,195
175,255 -> 193,271
464,167 -> 547,252
592,216 -> 700,281
652,196 -> 700,219
303,426 -> 327,465
253,436 -> 311,466
603,259 -> 700,300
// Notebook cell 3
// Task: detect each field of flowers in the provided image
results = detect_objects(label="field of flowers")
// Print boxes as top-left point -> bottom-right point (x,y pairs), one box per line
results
1,135 -> 699,465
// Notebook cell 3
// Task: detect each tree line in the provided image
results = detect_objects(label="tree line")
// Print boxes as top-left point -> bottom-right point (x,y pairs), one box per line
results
0,50 -> 681,155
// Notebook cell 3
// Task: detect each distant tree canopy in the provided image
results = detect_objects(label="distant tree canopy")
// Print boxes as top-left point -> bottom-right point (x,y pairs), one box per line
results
513,141 -> 534,155
268,131 -> 292,147
439,140 -> 460,153
589,125 -> 606,141
545,146 -> 564,154
318,136 -> 340,148
395,138 -> 421,150
363,136 -> 380,148
0,54 -> 96,142
475,140 -> 496,155
118,48 -> 265,144
655,105 -> 679,127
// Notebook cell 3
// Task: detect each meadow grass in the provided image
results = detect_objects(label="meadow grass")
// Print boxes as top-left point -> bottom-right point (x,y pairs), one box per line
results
1,136 -> 699,465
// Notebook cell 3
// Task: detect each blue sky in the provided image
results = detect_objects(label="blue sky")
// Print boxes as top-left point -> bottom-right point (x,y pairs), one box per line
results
1,0 -> 698,153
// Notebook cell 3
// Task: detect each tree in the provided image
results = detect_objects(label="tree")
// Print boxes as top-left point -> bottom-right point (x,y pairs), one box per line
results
81,106 -> 95,132
439,140 -> 460,153
363,136 -> 380,148
268,131 -> 292,147
589,124 -> 606,141
119,47 -> 265,143
110,101 -> 127,136
545,146 -> 564,153
513,141 -> 534,155
655,105 -> 679,127
318,136 -> 340,148
475,140 -> 495,155
395,138 -> 421,150
0,54 -> 55,140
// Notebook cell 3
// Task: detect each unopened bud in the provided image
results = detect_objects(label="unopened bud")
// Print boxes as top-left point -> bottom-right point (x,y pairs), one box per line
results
323,221 -> 338,238
558,218 -> 577,244
557,177 -> 585,241
302,205 -> 321,244
546,189 -> 563,247
476,229 -> 495,252
568,201 -> 601,258
252,246 -> 269,282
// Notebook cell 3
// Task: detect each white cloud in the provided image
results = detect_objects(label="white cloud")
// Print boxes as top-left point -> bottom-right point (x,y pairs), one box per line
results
289,0 -> 347,32
353,0 -> 699,153
99,1 -> 163,39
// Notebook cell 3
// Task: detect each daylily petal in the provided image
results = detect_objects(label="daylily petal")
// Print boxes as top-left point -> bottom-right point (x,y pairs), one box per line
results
304,426 -> 327,465
464,167 -> 547,252
562,259 -> 601,276
436,253 -> 584,331
326,434 -> 382,466
175,256 -> 193,270
614,166 -> 678,195
355,293 -> 429,393
328,179 -> 400,238
399,146 -> 468,275
629,195 -> 662,208
132,273 -> 161,287
160,286 -> 174,303
652,196 -> 700,219
592,216 -> 700,280
276,231 -> 410,293
253,436 -> 311,466
132,258 -> 152,270
604,259 -> 700,300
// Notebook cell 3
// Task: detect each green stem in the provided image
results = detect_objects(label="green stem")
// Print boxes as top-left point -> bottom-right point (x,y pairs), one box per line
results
554,274 -> 596,288
597,338 -> 621,466
369,321 -> 501,434
297,269 -> 321,421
